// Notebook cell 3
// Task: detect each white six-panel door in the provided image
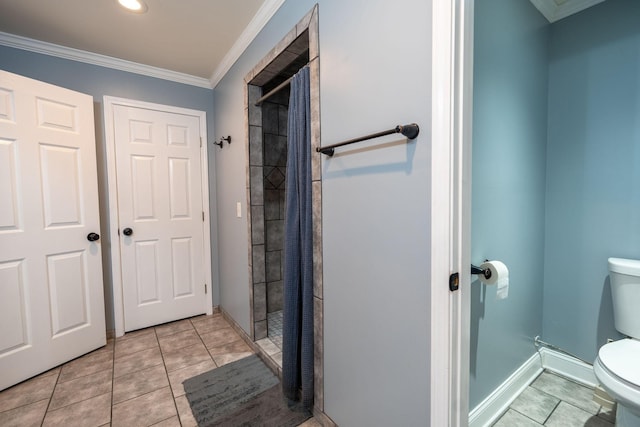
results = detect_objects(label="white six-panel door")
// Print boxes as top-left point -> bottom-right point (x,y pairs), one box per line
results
109,101 -> 209,332
0,70 -> 106,391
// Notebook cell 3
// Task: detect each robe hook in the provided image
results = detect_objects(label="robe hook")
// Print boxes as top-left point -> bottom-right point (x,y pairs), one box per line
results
214,135 -> 232,149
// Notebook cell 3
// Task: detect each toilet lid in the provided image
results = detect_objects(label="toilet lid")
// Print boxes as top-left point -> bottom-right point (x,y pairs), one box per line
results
598,339 -> 640,387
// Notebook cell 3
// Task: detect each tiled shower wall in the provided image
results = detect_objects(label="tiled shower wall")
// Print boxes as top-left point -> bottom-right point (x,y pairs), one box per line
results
248,87 -> 289,340
263,91 -> 289,314
248,85 -> 267,341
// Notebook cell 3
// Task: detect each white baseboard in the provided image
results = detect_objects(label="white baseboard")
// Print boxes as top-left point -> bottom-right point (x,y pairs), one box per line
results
469,348 -> 597,427
537,347 -> 597,387
469,353 -> 543,427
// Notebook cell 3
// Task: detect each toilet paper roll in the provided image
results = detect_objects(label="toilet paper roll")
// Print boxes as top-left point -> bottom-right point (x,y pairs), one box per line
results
480,260 -> 509,300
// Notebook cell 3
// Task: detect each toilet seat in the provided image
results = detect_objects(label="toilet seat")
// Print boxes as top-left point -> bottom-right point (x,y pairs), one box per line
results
598,339 -> 640,387
594,339 -> 640,418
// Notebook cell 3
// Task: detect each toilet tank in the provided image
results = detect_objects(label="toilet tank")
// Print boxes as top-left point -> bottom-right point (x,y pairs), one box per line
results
608,257 -> 640,339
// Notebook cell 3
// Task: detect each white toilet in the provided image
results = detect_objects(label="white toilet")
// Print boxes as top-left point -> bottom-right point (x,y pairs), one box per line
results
593,257 -> 640,426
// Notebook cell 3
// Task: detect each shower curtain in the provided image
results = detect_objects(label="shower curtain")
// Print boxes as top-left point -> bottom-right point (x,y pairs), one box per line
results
282,66 -> 314,409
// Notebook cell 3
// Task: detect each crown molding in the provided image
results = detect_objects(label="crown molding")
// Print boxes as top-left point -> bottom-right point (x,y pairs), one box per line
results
1,0 -> 286,90
0,31 -> 213,89
209,0 -> 286,88
529,0 -> 607,23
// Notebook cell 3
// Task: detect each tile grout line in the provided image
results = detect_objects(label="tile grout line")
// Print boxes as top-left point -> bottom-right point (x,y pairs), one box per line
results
111,328 -> 172,425
196,324 -> 220,370
549,400 -> 612,426
110,337 -> 116,426
39,369 -> 58,426
0,370 -> 59,421
111,384 -> 171,406
152,326 -> 182,427
191,316 -> 223,369
39,367 -> 112,419
184,316 -> 221,426
24,342 -> 115,424
40,352 -> 99,426
502,407 -> 544,426
541,399 -> 561,425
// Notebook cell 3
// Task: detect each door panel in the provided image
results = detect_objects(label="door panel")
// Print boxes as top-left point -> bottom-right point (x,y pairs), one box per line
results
113,105 -> 205,331
40,144 -> 83,227
131,155 -> 157,220
0,259 -> 28,353
0,139 -> 20,230
0,70 -> 106,391
135,239 -> 160,305
169,157 -> 191,219
171,237 -> 194,298
46,250 -> 89,335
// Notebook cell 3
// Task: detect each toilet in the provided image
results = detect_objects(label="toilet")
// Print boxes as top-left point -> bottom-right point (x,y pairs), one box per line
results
593,257 -> 640,426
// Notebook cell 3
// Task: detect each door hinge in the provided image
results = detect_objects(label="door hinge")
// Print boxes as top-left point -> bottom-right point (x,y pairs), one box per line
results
200,137 -> 203,148
449,272 -> 459,292
204,283 -> 208,294
202,211 -> 205,221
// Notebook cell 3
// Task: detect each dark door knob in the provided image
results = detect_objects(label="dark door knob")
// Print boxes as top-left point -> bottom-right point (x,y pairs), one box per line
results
122,228 -> 133,236
87,232 -> 100,242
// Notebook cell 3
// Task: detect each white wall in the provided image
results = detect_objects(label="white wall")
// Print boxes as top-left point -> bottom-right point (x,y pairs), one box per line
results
213,0 -> 435,424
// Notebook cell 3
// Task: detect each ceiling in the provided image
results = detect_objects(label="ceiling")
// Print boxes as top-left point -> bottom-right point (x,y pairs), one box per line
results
529,0 -> 607,22
0,0 -> 285,88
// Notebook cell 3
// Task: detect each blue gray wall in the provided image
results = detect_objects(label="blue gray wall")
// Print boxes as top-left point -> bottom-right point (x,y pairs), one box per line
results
471,0 -> 549,409
472,0 -> 640,410
213,0 -> 433,425
543,0 -> 640,361
0,46 -> 218,331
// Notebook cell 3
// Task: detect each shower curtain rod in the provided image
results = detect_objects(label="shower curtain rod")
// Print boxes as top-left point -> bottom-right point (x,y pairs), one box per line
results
255,76 -> 294,106
254,62 -> 311,106
316,123 -> 420,156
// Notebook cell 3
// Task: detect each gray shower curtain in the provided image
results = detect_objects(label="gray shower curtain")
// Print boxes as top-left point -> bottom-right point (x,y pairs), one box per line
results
282,66 -> 313,409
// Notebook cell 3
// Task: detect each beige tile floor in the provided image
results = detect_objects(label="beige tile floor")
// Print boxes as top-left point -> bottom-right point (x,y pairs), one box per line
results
0,312 -> 321,427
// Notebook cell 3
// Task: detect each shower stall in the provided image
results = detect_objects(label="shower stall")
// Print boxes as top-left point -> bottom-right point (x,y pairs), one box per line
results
246,32 -> 310,347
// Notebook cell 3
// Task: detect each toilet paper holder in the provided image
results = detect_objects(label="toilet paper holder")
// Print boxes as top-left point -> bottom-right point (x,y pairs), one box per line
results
471,264 -> 492,281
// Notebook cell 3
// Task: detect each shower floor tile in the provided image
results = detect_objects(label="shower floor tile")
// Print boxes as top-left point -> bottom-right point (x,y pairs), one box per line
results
268,310 -> 283,349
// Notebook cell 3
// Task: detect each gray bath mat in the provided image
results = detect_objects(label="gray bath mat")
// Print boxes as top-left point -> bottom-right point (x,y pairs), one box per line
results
183,354 -> 311,426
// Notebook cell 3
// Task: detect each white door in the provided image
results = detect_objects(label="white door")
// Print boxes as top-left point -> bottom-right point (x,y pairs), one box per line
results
0,70 -> 106,391
111,103 -> 207,332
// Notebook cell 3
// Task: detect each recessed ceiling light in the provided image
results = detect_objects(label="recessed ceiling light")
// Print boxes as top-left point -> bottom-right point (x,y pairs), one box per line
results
118,0 -> 148,13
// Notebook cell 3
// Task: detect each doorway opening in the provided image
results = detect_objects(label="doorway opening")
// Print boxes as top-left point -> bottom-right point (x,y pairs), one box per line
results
248,37 -> 309,349
243,4 -> 324,410
103,97 -> 213,337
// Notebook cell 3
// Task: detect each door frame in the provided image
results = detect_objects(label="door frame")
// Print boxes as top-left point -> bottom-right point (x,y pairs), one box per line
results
432,0 -> 474,425
103,96 -> 213,337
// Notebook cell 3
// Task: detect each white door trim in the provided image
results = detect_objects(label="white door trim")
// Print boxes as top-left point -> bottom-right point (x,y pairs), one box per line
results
431,1 -> 454,425
455,0 -> 474,425
103,96 -> 213,337
432,0 -> 474,425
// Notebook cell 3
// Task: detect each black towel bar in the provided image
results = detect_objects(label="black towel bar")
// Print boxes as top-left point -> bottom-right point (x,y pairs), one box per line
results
316,123 -> 419,156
